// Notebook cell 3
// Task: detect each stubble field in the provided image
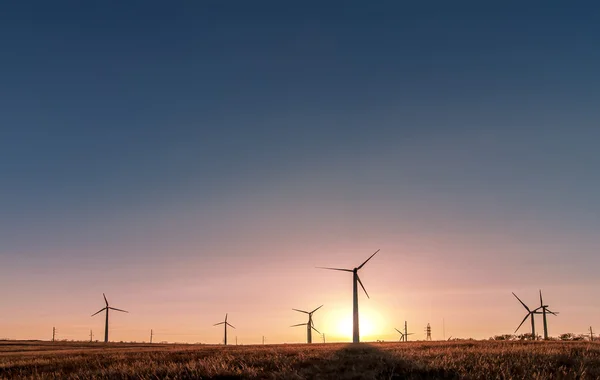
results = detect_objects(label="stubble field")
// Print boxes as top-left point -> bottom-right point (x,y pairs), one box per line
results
1,340 -> 599,379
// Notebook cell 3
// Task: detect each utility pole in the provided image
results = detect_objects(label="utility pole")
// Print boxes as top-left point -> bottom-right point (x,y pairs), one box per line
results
90,330 -> 93,342
150,329 -> 153,344
443,318 -> 445,340
323,333 -> 325,344
52,327 -> 56,342
235,336 -> 238,345
590,326 -> 594,342
262,336 -> 265,345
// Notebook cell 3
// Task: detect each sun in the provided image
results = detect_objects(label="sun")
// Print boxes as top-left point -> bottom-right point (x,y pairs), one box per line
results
335,314 -> 376,339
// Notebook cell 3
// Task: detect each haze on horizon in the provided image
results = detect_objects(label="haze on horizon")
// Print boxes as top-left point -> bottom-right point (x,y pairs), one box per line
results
1,2 -> 599,344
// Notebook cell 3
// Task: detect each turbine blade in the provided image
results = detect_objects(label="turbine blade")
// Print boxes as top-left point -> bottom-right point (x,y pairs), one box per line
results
292,309 -> 309,314
512,292 -> 530,312
91,307 -> 106,317
547,309 -> 559,316
316,267 -> 353,272
395,328 -> 402,334
310,305 -> 324,314
515,314 -> 529,333
311,326 -> 321,334
357,249 -> 380,270
226,323 -> 235,329
539,289 -> 543,306
214,322 -> 225,326
109,307 -> 128,313
225,313 -> 228,322
290,323 -> 306,327
103,293 -> 108,306
357,275 -> 370,299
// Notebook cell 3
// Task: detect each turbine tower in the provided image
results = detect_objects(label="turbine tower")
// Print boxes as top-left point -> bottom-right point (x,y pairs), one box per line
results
317,249 -> 380,343
91,293 -> 128,343
513,292 -> 541,340
538,290 -> 558,340
404,320 -> 414,342
214,314 -> 235,345
291,305 -> 323,343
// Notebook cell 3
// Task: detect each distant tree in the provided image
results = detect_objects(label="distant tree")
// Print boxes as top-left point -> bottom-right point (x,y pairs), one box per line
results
491,334 -> 515,341
516,333 -> 537,341
558,333 -> 586,341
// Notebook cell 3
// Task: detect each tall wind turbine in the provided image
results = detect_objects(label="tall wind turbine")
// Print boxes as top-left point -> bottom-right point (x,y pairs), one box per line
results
317,249 -> 380,343
538,290 -> 558,340
291,305 -> 323,343
513,292 -> 541,340
214,314 -> 235,345
91,293 -> 128,343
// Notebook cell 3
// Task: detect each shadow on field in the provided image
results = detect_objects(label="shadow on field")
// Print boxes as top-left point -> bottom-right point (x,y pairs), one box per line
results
273,343 -> 460,380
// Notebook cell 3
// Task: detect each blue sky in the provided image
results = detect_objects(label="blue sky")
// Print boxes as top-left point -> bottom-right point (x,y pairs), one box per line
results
1,2 -> 599,342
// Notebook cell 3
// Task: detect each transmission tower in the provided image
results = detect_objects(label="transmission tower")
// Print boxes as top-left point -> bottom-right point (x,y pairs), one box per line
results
425,323 -> 432,341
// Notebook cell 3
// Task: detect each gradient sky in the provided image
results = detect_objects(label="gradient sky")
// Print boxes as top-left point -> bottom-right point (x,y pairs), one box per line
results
1,1 -> 600,344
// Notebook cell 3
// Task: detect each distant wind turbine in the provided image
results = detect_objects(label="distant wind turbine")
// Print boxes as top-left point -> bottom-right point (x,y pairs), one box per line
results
91,293 -> 128,343
317,249 -> 380,343
513,292 -> 541,340
394,328 -> 405,342
538,290 -> 558,340
291,305 -> 323,343
214,314 -> 235,345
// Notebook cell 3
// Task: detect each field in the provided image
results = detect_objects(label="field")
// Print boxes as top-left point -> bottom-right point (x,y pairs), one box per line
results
1,340 -> 600,379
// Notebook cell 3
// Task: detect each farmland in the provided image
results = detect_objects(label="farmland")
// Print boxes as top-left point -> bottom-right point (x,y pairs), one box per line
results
1,340 -> 600,379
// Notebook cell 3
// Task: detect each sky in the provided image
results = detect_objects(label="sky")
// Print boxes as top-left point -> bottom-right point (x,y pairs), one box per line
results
1,1 -> 600,344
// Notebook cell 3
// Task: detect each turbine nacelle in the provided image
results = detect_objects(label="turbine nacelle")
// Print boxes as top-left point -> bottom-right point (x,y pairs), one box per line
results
213,313 -> 236,329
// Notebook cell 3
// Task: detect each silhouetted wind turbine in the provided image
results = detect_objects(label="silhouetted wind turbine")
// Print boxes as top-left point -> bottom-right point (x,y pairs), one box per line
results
317,249 -> 380,343
291,305 -> 323,343
91,293 -> 128,343
538,290 -> 558,340
394,328 -> 405,342
214,314 -> 235,345
513,292 -> 541,340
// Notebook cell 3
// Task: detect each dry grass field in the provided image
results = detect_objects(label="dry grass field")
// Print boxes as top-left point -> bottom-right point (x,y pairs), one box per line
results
1,340 -> 600,379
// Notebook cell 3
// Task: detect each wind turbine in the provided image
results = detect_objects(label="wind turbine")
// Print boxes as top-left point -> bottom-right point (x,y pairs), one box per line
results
214,314 -> 235,345
317,249 -> 380,343
291,305 -> 323,343
513,292 -> 541,340
394,328 -> 405,342
538,290 -> 558,340
91,293 -> 128,343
